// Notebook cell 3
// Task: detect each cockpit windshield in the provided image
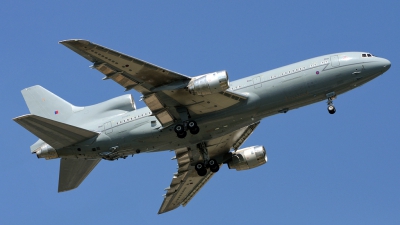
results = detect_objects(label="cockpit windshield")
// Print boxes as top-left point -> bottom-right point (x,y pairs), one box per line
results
362,53 -> 375,57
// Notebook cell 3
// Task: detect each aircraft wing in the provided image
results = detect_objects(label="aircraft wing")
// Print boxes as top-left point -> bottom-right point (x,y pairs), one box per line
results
58,158 -> 101,192
60,40 -> 247,127
158,122 -> 260,214
60,39 -> 191,94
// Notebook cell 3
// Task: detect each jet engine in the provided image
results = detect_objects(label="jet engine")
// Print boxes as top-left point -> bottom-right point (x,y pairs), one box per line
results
188,71 -> 229,95
35,144 -> 58,160
228,146 -> 267,171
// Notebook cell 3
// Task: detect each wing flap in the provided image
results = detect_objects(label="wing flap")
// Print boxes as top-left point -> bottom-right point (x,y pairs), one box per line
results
13,114 -> 98,149
58,158 -> 101,192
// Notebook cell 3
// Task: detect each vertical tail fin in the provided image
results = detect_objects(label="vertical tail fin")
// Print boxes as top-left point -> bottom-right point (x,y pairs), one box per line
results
21,85 -> 81,122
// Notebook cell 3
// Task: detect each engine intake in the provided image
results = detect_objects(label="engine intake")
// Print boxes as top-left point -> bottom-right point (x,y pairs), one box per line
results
188,71 -> 229,95
228,146 -> 267,171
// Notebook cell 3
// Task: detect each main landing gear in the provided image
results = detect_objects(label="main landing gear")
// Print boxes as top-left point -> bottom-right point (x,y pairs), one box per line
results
195,159 -> 220,176
326,92 -> 337,114
194,143 -> 220,176
174,120 -> 200,138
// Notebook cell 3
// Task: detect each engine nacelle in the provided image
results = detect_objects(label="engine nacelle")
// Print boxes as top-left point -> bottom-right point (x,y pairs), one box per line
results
228,146 -> 267,171
188,71 -> 229,95
35,144 -> 58,160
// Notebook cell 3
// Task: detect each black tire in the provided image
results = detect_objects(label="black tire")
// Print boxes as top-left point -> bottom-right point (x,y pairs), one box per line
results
210,165 -> 219,173
197,168 -> 207,176
208,159 -> 217,167
189,126 -> 200,135
187,120 -> 197,129
328,105 -> 336,114
208,159 -> 219,172
195,162 -> 205,171
174,124 -> 184,134
177,131 -> 187,138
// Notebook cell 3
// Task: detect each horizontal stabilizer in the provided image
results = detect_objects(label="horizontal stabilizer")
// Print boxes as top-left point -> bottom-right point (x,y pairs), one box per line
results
59,158 -> 101,192
13,114 -> 98,149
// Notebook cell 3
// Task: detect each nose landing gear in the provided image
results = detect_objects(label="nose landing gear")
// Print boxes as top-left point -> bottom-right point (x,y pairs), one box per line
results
326,92 -> 337,114
327,104 -> 336,114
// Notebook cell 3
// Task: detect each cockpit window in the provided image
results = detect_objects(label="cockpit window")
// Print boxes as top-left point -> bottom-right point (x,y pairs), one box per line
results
362,53 -> 374,58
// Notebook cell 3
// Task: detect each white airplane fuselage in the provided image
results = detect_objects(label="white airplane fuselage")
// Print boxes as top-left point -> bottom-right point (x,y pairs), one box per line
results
39,52 -> 390,161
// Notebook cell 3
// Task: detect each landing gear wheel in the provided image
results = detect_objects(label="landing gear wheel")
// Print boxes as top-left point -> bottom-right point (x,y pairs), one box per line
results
210,165 -> 219,173
208,159 -> 219,173
195,163 -> 207,176
195,162 -> 205,171
197,168 -> 207,176
208,159 -> 217,167
187,120 -> 197,129
177,131 -> 187,138
189,126 -> 200,135
174,124 -> 184,134
328,105 -> 336,114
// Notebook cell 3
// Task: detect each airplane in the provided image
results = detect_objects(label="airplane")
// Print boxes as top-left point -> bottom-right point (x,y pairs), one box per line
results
13,40 -> 391,214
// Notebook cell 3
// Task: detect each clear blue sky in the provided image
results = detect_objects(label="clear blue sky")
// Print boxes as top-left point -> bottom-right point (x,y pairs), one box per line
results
1,1 -> 399,224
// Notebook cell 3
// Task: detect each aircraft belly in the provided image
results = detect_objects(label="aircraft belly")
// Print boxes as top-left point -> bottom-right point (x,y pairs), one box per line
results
127,115 -> 258,154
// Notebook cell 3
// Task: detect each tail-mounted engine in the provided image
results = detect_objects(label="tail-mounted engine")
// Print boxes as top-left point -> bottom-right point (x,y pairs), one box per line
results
228,146 -> 267,171
188,71 -> 229,95
35,144 -> 58,160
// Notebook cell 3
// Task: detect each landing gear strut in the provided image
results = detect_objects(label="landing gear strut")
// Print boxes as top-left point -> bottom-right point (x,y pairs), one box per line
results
174,120 -> 200,138
194,143 -> 220,176
326,92 -> 337,114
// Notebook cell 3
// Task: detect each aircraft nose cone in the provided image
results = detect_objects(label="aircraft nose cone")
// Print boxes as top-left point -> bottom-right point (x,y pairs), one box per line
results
382,58 -> 391,71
